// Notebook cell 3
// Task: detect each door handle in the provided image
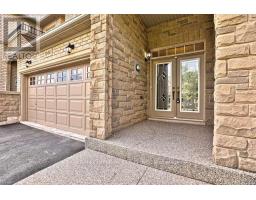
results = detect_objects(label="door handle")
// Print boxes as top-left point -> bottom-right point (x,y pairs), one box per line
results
176,91 -> 180,103
172,91 -> 175,100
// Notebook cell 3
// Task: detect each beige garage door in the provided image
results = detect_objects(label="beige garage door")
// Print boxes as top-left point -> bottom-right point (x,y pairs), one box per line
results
27,64 -> 90,136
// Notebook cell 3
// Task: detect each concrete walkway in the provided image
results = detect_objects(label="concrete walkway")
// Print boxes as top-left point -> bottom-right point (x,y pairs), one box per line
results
0,123 -> 84,185
16,149 -> 207,185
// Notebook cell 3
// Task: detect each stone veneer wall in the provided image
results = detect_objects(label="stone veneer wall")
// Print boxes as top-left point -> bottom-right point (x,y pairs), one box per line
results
89,14 -> 112,139
89,14 -> 148,138
213,14 -> 256,172
147,14 -> 215,125
0,91 -> 20,123
111,15 -> 148,131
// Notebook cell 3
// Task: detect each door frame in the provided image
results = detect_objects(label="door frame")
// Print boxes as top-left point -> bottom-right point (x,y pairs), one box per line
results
148,52 -> 206,123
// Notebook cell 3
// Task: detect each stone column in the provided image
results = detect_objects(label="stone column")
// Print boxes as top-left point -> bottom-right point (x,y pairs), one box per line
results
214,14 -> 256,172
89,14 -> 113,139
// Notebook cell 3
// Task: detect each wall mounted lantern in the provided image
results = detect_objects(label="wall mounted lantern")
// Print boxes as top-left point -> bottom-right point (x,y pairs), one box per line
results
135,64 -> 141,72
25,60 -> 32,68
144,52 -> 152,62
64,43 -> 75,54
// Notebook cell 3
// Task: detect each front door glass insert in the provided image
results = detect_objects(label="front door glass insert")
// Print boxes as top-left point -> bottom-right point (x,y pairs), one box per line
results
156,63 -> 172,111
180,58 -> 200,112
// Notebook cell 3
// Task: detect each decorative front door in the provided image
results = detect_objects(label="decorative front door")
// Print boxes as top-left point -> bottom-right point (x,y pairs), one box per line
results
150,54 -> 204,121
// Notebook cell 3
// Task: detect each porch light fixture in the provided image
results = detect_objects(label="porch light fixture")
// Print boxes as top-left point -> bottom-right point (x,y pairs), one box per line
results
64,43 -> 75,54
144,52 -> 152,62
25,60 -> 32,68
135,64 -> 141,72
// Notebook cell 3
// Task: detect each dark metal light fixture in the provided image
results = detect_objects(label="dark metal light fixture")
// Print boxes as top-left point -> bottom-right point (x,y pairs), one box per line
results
64,43 -> 75,54
25,60 -> 32,68
144,52 -> 152,62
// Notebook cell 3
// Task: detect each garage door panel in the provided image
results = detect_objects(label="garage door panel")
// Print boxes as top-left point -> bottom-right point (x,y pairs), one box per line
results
37,98 -> 45,109
28,87 -> 36,98
57,113 -> 68,125
70,115 -> 83,130
37,87 -> 45,97
28,65 -> 90,136
45,112 -> 56,126
36,110 -> 45,123
46,86 -> 56,97
46,99 -> 56,110
28,98 -> 36,109
56,85 -> 68,97
56,99 -> 68,112
69,83 -> 84,97
70,100 -> 84,114
28,110 -> 36,122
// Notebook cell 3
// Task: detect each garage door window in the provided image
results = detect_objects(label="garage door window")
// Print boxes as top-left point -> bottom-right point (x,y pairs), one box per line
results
71,68 -> 83,81
57,71 -> 67,82
37,75 -> 45,85
46,73 -> 55,84
30,77 -> 36,85
85,65 -> 91,79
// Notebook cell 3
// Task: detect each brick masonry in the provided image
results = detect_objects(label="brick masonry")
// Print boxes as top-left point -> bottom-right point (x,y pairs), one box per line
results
147,14 -> 215,125
213,14 -> 256,173
0,91 -> 20,123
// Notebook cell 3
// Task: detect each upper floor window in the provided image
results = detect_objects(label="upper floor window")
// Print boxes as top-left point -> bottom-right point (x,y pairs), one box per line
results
57,71 -> 67,82
70,68 -> 83,81
37,75 -> 45,85
30,77 -> 36,85
46,73 -> 55,84
85,65 -> 91,79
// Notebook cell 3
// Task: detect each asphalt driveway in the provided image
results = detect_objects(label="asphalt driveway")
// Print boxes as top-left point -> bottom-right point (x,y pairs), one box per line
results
0,123 -> 84,185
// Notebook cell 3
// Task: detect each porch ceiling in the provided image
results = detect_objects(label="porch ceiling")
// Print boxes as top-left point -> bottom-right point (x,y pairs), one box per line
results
139,14 -> 191,28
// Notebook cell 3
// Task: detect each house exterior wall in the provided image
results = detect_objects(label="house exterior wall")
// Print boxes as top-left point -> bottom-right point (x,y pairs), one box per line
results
65,14 -> 80,21
89,14 -> 112,139
41,15 -> 65,32
0,15 -> 7,91
17,30 -> 91,91
147,14 -> 215,125
213,14 -> 256,173
111,15 -> 148,131
89,14 -> 148,139
0,14 -> 37,92
0,91 -> 20,123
